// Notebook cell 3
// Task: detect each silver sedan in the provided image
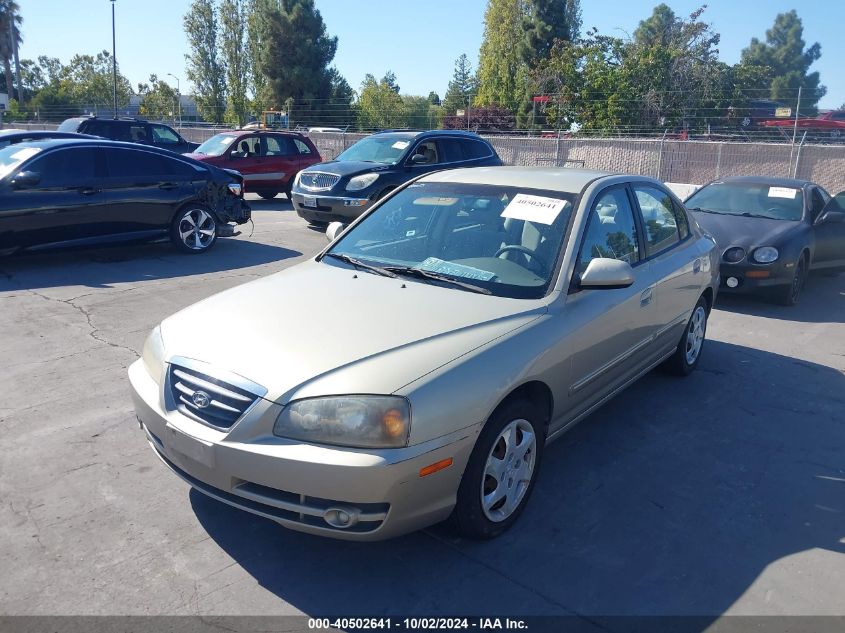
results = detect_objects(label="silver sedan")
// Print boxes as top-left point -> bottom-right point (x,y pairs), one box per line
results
129,167 -> 719,540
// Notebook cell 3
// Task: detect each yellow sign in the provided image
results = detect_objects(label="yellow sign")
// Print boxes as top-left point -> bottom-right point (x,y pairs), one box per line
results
775,107 -> 792,118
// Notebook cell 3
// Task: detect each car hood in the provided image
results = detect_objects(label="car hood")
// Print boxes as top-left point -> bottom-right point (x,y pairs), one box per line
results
302,160 -> 393,179
690,211 -> 801,250
160,260 -> 546,403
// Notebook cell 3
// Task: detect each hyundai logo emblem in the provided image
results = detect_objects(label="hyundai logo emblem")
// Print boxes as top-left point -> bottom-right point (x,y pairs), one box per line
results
191,391 -> 211,409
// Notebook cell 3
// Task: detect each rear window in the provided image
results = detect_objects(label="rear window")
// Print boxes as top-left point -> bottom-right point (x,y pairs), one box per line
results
58,119 -> 83,133
104,148 -> 175,178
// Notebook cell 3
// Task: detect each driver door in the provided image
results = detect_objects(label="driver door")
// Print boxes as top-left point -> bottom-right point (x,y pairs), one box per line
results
407,140 -> 444,176
812,189 -> 845,271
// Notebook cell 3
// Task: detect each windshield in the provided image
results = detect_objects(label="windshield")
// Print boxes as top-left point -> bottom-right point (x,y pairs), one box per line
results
324,181 -> 576,299
194,133 -> 238,157
336,136 -> 413,164
0,145 -> 41,180
687,182 -> 804,221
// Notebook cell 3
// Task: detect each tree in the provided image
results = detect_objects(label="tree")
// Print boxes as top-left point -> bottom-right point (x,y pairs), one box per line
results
476,0 -> 529,113
246,0 -> 276,110
427,91 -> 441,106
522,0 -> 581,67
62,51 -> 132,110
356,73 -> 406,130
137,74 -> 179,120
184,0 -> 226,123
220,0 -> 249,125
443,104 -> 515,131
0,0 -> 22,101
313,66 -> 356,128
381,70 -> 400,94
442,54 -> 477,115
402,95 -> 430,128
741,10 -> 826,115
261,0 -> 338,117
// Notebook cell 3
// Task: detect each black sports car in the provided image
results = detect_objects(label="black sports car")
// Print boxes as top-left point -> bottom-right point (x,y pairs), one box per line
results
0,139 -> 250,255
686,176 -> 845,305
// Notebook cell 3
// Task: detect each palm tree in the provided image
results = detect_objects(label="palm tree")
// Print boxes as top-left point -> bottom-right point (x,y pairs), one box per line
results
0,0 -> 22,100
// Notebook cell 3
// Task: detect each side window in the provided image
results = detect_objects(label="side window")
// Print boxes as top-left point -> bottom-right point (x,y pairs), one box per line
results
633,185 -> 681,256
293,139 -> 312,155
466,139 -> 492,159
151,125 -> 181,145
810,187 -> 829,221
578,187 -> 640,273
128,125 -> 151,143
231,136 -> 261,158
672,201 -> 691,240
411,141 -> 439,164
438,139 -> 467,163
27,148 -> 99,188
265,136 -> 294,156
84,120 -> 109,137
105,148 -> 174,178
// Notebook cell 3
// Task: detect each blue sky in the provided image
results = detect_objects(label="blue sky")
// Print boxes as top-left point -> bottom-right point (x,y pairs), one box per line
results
17,0 -> 845,109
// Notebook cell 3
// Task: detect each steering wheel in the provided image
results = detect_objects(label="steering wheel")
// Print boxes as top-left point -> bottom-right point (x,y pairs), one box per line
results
494,245 -> 548,272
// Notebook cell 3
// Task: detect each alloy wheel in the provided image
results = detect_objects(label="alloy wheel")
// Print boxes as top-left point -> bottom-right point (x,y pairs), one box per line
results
178,209 -> 216,250
685,306 -> 706,365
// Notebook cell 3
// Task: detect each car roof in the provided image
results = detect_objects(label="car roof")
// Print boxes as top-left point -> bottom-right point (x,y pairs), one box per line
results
422,166 -> 615,192
370,129 -> 489,141
10,138 -> 188,155
713,176 -> 814,188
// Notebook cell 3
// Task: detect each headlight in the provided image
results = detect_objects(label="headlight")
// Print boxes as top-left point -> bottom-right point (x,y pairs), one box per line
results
723,246 -> 746,263
142,326 -> 166,382
273,395 -> 411,448
345,173 -> 379,192
752,246 -> 779,263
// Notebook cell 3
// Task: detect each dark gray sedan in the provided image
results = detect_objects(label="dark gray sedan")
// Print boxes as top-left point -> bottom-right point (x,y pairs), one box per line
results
686,176 -> 845,305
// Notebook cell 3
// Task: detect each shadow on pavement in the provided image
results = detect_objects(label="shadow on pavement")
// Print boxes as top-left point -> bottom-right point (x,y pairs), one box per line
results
190,340 -> 845,616
0,238 -> 301,292
715,272 -> 844,324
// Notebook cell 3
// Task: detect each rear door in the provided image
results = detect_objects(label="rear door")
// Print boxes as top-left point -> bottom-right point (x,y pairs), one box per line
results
99,147 -> 186,235
560,185 -> 658,422
292,137 -> 320,170
261,135 -> 300,190
0,146 -> 107,250
631,183 -> 701,357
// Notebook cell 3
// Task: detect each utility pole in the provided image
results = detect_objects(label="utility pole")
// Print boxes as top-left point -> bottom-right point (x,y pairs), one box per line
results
111,0 -> 118,117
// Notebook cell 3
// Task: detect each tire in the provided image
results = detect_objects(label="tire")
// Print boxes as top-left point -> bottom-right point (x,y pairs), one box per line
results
777,255 -> 807,306
170,206 -> 218,254
663,297 -> 708,376
451,398 -> 545,540
257,191 -> 278,200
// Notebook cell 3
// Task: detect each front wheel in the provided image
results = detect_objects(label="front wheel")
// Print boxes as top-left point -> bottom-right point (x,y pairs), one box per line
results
451,398 -> 545,539
777,256 -> 807,306
257,191 -> 278,200
663,297 -> 708,376
171,206 -> 218,254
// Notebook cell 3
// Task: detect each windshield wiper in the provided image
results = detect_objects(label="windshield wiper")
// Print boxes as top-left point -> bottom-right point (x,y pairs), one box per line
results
383,266 -> 492,295
323,252 -> 397,278
688,206 -> 725,215
739,212 -> 775,219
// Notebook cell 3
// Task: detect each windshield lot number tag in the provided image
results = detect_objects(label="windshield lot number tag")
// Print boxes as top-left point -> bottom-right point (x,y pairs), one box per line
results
501,194 -> 569,225
768,187 -> 798,199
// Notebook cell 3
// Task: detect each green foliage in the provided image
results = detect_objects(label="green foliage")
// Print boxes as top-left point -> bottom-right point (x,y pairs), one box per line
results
741,10 -> 826,115
427,91 -> 441,106
137,74 -> 179,120
220,0 -> 249,126
476,0 -> 529,112
442,54 -> 477,115
356,73 -> 406,130
245,0 -> 276,111
183,0 -> 226,123
522,0 -> 580,66
60,51 -> 133,110
260,0 -> 337,115
402,94 -> 431,128
0,0 -> 22,101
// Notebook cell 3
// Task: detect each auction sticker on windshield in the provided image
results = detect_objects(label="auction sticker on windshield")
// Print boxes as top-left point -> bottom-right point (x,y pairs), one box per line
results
768,186 -> 799,199
418,257 -> 495,281
392,141 -> 410,150
501,193 -> 569,225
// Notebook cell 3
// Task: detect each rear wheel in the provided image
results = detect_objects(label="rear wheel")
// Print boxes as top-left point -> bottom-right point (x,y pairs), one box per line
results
257,191 -> 278,200
777,256 -> 807,306
170,206 -> 218,254
451,398 -> 545,540
663,297 -> 708,376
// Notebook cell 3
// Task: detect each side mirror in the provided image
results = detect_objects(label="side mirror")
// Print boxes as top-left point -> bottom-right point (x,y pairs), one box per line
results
410,153 -> 428,165
818,210 -> 845,224
325,221 -> 346,242
11,171 -> 40,189
579,258 -> 635,290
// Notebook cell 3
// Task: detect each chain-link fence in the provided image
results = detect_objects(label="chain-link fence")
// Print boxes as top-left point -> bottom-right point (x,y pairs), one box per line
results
10,121 -> 845,194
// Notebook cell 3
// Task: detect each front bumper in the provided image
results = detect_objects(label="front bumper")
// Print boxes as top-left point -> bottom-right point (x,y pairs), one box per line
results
291,191 -> 373,223
128,359 -> 479,541
718,261 -> 794,294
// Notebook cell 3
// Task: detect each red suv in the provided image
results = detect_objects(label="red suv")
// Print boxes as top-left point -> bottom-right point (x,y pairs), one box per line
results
187,131 -> 322,199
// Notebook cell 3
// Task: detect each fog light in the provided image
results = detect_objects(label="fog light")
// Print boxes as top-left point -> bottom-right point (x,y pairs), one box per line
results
324,507 -> 358,528
726,277 -> 739,288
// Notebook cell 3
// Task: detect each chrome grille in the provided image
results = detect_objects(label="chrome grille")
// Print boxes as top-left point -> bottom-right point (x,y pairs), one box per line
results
300,172 -> 340,191
168,363 -> 260,430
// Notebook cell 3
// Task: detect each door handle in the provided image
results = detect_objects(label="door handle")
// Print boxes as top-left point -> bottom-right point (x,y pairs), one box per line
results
640,287 -> 653,307
159,182 -> 179,190
78,187 -> 101,196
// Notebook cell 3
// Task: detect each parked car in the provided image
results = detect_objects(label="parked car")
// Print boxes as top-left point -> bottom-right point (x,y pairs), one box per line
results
0,139 -> 250,255
685,177 -> 845,305
186,130 -> 322,200
0,129 -> 100,148
129,167 -> 718,541
57,116 -> 199,154
290,130 -> 502,225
